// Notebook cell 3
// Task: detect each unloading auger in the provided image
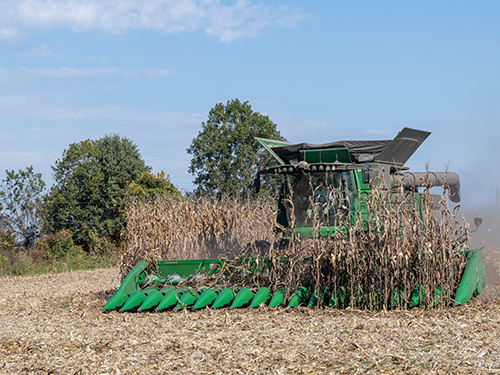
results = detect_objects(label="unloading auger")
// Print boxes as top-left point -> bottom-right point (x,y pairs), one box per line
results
103,128 -> 485,312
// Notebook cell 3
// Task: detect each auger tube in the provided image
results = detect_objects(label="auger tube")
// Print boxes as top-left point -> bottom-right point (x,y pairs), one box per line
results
395,172 -> 461,202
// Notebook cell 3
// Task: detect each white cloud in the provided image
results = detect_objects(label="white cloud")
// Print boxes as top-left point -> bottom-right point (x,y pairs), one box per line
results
473,41 -> 499,50
25,44 -> 53,57
0,0 -> 310,43
142,68 -> 173,78
47,105 -> 205,127
0,95 -> 27,106
0,150 -> 47,163
0,27 -> 17,40
0,66 -> 173,80
205,0 -> 308,43
0,102 -> 206,188
365,128 -> 396,136
0,92 -> 204,129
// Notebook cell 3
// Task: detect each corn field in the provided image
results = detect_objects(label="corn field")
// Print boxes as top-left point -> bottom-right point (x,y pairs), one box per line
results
267,185 -> 470,310
122,182 -> 470,310
121,196 -> 277,278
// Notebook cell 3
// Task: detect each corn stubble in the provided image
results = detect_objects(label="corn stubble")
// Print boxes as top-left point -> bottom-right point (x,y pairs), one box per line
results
123,185 -> 469,310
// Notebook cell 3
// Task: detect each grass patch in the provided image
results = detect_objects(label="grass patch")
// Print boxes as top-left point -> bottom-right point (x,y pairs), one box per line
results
53,297 -> 74,308
0,247 -> 121,277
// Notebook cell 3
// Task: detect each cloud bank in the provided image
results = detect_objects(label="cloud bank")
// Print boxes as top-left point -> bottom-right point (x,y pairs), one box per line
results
0,0 -> 309,42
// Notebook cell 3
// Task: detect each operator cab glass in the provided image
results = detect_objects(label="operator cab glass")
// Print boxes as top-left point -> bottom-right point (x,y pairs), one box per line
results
284,171 -> 357,227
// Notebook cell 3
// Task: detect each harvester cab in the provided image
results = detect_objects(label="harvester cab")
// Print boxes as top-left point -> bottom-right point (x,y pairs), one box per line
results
103,127 -> 486,313
255,127 -> 460,237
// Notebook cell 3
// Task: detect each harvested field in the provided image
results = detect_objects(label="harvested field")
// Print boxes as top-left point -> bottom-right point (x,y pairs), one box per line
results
1,268 -> 500,374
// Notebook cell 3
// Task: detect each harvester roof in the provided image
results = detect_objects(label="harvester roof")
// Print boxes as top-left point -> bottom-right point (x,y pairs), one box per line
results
257,127 -> 431,167
272,140 -> 390,164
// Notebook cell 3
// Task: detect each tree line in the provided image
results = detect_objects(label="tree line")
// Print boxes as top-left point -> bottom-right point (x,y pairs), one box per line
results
0,99 -> 285,254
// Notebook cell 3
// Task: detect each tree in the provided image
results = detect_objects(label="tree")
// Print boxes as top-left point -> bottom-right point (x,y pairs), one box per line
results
126,171 -> 180,199
0,166 -> 46,248
187,99 -> 286,197
45,134 -> 150,251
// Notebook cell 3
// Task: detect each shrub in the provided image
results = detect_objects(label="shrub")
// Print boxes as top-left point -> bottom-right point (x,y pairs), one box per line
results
0,230 -> 16,249
35,230 -> 84,260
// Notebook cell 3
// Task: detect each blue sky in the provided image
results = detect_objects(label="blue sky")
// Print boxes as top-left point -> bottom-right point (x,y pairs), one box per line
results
1,0 -> 499,210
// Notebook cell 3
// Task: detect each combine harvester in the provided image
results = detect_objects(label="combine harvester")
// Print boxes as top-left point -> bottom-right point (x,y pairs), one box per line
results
103,128 -> 485,312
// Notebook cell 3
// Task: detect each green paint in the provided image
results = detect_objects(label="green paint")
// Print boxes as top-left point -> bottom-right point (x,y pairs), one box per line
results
175,289 -> 200,309
251,287 -> 271,308
139,286 -> 174,311
455,249 -> 486,305
157,288 -> 187,311
212,288 -> 235,309
231,288 -> 254,308
193,288 -> 218,310
269,289 -> 285,307
121,286 -> 157,312
288,286 -> 309,308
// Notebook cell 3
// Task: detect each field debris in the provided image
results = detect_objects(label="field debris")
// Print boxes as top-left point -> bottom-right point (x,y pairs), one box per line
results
1,268 -> 500,374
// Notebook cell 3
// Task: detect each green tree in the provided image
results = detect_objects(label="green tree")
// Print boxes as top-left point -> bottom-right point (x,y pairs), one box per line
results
45,134 -> 150,251
0,166 -> 46,248
187,99 -> 286,197
126,171 -> 180,199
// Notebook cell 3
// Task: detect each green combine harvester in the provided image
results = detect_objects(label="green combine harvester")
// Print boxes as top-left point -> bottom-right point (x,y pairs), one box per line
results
103,128 -> 485,312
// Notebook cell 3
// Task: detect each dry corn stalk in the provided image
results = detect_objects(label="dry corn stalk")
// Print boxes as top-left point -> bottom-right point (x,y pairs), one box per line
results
121,196 -> 276,279
122,180 -> 469,309
268,183 -> 469,309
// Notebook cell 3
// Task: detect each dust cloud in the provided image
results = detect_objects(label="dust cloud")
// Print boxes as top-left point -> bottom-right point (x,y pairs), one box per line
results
464,205 -> 500,299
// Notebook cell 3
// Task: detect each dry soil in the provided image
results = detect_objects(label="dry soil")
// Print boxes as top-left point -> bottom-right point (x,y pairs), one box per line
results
1,268 -> 500,374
